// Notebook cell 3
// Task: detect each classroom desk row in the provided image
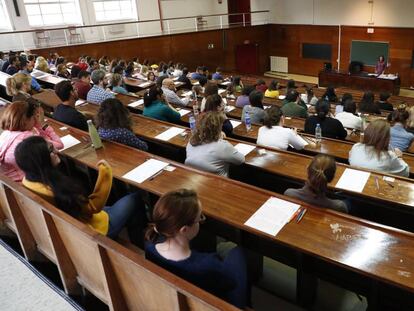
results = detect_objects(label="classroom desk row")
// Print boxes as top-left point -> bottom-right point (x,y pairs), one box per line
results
39,116 -> 414,309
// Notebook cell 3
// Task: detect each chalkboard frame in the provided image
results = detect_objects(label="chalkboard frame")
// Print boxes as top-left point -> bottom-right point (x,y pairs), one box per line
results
350,40 -> 389,67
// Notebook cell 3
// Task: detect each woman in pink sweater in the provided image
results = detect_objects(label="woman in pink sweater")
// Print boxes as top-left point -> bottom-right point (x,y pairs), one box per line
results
0,100 -> 63,181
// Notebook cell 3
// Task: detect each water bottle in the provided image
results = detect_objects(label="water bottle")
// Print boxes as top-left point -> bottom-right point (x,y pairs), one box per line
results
192,101 -> 199,118
315,123 -> 322,143
87,120 -> 103,149
245,111 -> 252,131
189,114 -> 196,133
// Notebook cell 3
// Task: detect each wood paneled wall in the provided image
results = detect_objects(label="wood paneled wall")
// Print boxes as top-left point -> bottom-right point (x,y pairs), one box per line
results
269,24 -> 414,87
32,25 -> 270,74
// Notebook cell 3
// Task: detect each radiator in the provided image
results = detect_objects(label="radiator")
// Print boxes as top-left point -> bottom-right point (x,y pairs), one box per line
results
270,56 -> 288,73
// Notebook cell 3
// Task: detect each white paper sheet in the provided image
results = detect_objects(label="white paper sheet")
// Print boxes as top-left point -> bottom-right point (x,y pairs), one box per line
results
75,99 -> 86,106
264,105 -> 271,110
155,127 -> 186,141
221,81 -> 231,85
245,197 -> 301,236
278,95 -> 286,100
123,159 -> 169,184
335,168 -> 370,193
128,99 -> 144,108
234,143 -> 256,156
229,120 -> 242,128
181,91 -> 193,97
192,81 -> 200,85
222,98 -> 228,104
225,105 -> 235,113
218,89 -> 226,95
177,109 -> 191,116
139,82 -> 152,88
60,135 -> 81,151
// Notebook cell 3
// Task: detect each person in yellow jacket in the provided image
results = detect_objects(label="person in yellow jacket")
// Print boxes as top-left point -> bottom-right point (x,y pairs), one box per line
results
14,136 -> 147,246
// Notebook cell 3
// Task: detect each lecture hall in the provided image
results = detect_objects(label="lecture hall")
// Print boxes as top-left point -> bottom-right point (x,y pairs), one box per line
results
0,0 -> 414,310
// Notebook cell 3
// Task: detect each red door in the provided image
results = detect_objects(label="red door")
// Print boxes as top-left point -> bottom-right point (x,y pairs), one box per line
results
228,0 -> 251,26
236,43 -> 258,74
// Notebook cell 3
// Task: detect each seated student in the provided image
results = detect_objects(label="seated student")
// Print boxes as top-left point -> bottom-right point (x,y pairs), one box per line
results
6,73 -> 32,102
161,78 -> 190,106
359,91 -> 381,115
87,69 -> 114,104
255,79 -> 267,93
54,81 -> 88,131
0,100 -> 63,181
70,65 -> 82,81
124,62 -> 134,78
231,76 -> 243,93
112,65 -> 124,76
147,71 -> 156,82
335,99 -> 362,131
235,85 -> 254,108
389,107 -> 414,152
96,98 -> 148,151
406,106 -> 414,134
88,59 -> 100,73
202,66 -> 210,79
157,64 -> 169,79
143,86 -> 181,123
200,82 -> 219,112
111,73 -> 128,95
204,94 -> 233,136
191,66 -> 205,80
5,55 -> 20,75
284,155 -> 348,213
241,90 -> 266,124
322,86 -> 338,103
15,136 -> 147,246
35,56 -> 50,73
177,67 -> 192,90
1,51 -> 14,72
305,99 -> 347,140
19,56 -> 43,93
349,120 -> 409,177
335,93 -> 352,115
264,80 -> 280,99
212,67 -> 223,80
286,79 -> 296,90
73,70 -> 92,100
185,112 -> 245,177
172,63 -> 183,78
375,92 -> 393,111
56,64 -> 70,79
145,189 -> 248,308
300,86 -> 318,106
281,89 -> 308,118
257,106 -> 310,151
108,59 -> 118,73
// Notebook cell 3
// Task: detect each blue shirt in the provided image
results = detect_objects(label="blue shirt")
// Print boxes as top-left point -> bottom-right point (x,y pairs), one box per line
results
390,123 -> 414,152
98,127 -> 148,151
212,72 -> 223,80
86,85 -> 114,104
191,72 -> 205,80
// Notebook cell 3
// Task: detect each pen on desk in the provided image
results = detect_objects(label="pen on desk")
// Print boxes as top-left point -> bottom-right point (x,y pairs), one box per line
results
375,176 -> 380,190
385,180 -> 395,188
149,170 -> 164,181
289,208 -> 302,222
296,208 -> 307,223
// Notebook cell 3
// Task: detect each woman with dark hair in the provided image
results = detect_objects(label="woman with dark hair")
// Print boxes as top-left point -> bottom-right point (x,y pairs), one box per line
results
389,107 -> 414,152
349,119 -> 409,177
0,100 -> 63,181
304,99 -> 347,140
322,86 -> 338,103
335,99 -> 362,130
284,155 -> 348,213
185,112 -> 244,177
145,189 -> 249,308
96,98 -> 148,151
300,86 -> 318,106
143,86 -> 181,123
200,82 -> 219,112
147,71 -> 156,82
335,93 -> 353,114
15,136 -> 147,246
235,85 -> 254,108
257,106 -> 310,150
204,94 -> 233,136
241,90 -> 265,124
286,79 -> 296,90
124,62 -> 134,78
359,91 -> 381,114
231,76 -> 243,93
264,80 -> 279,99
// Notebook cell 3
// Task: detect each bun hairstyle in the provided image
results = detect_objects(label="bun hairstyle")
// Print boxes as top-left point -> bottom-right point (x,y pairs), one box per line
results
144,86 -> 163,107
307,154 -> 336,196
6,73 -> 32,96
263,106 -> 283,129
145,189 -> 200,243
315,99 -> 330,119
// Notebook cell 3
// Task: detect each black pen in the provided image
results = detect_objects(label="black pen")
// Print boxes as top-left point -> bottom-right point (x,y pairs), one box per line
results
384,180 -> 395,188
296,208 -> 307,223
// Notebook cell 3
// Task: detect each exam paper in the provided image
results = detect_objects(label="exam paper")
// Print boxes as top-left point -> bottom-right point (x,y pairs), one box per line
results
229,120 -> 242,128
234,143 -> 256,156
155,127 -> 186,141
245,197 -> 301,236
75,99 -> 86,106
218,89 -> 226,95
123,159 -> 169,184
335,168 -> 370,193
225,106 -> 235,113
60,135 -> 81,151
178,109 -> 191,116
221,81 -> 231,85
181,91 -> 193,97
278,95 -> 286,100
128,99 -> 144,108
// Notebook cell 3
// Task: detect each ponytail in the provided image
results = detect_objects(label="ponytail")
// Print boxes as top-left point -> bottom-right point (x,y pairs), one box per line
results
144,86 -> 163,107
307,154 -> 336,196
6,76 -> 18,96
145,223 -> 159,243
6,73 -> 31,96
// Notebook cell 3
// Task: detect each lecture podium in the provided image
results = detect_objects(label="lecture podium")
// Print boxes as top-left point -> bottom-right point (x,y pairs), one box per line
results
318,70 -> 401,95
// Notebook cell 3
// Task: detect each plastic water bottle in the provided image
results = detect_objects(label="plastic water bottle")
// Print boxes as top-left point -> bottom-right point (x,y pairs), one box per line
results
189,114 -> 196,133
315,123 -> 322,143
87,120 -> 103,149
245,112 -> 252,131
192,101 -> 199,118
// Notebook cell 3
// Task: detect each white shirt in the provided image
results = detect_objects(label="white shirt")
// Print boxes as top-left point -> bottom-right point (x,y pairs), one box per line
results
335,112 -> 362,130
257,126 -> 307,151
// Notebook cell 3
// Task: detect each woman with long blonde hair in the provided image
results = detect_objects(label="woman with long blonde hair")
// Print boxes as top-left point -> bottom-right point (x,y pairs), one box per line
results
6,72 -> 32,102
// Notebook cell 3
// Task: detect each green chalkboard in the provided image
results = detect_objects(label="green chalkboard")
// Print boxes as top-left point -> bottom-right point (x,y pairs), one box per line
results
350,40 -> 389,66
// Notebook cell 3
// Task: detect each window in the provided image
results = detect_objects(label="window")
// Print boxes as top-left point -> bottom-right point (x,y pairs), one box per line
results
23,0 -> 82,27
93,0 -> 137,22
0,0 -> 12,30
